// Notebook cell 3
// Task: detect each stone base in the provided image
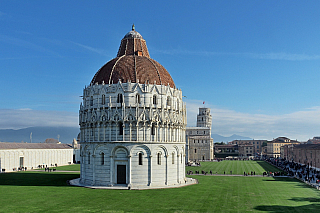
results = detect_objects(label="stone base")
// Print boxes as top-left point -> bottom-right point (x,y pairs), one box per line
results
69,177 -> 198,190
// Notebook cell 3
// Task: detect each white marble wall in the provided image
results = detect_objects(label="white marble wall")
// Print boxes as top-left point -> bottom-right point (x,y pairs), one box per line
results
80,142 -> 185,187
79,82 -> 187,187
79,82 -> 186,144
0,149 -> 74,172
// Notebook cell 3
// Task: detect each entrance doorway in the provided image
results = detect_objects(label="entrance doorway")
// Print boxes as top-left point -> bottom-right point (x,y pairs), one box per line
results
117,165 -> 126,184
20,157 -> 24,168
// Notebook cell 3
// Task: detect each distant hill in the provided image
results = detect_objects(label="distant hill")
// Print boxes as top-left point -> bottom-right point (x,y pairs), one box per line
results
211,134 -> 252,143
0,127 -> 80,144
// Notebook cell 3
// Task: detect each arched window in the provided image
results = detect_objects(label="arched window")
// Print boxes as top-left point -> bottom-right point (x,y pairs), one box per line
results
119,122 -> 123,135
167,97 -> 171,106
101,153 -> 104,165
136,93 -> 141,104
139,153 -> 143,165
172,153 -> 175,164
153,95 -> 157,105
195,149 -> 197,153
102,94 -> 105,105
117,93 -> 123,103
157,153 -> 161,165
151,123 -> 156,135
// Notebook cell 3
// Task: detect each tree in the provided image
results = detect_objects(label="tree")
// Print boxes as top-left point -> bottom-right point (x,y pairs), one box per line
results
44,138 -> 59,143
214,142 -> 225,145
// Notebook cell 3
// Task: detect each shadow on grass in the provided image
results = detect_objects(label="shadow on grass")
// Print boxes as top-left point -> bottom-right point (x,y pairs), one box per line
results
0,172 -> 79,187
256,197 -> 320,212
256,161 -> 283,173
290,197 -> 320,202
255,203 -> 320,213
262,177 -> 317,189
263,177 -> 296,182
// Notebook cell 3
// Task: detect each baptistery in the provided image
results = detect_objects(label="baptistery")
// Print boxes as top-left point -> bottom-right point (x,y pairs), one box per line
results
79,25 -> 188,189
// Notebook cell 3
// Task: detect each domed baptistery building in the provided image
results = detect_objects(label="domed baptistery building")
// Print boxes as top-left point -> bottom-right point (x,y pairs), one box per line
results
77,26 -> 193,189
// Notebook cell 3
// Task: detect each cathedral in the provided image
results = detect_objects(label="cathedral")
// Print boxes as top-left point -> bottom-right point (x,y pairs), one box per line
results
77,26 -> 193,189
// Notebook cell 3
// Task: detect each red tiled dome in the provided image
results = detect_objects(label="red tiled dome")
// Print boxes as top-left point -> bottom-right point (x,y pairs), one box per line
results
91,26 -> 175,88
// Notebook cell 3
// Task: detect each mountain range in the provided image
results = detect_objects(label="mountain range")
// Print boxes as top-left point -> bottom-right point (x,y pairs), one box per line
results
211,134 -> 252,143
0,127 -> 252,144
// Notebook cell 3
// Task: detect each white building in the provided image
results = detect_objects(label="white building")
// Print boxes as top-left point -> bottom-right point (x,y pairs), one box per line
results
186,108 -> 214,161
0,142 -> 74,172
78,26 -> 190,189
73,137 -> 81,163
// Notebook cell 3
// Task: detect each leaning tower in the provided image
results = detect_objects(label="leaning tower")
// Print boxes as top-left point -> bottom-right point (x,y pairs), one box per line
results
196,108 -> 212,134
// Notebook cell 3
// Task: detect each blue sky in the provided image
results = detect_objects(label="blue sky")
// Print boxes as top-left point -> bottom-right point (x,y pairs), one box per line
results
1,1 -> 320,141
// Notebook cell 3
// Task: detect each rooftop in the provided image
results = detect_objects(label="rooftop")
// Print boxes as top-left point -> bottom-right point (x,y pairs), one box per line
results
0,142 -> 73,150
91,25 -> 175,88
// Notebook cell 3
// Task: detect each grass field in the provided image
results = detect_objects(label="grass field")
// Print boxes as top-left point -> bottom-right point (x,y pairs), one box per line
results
0,161 -> 319,212
36,164 -> 80,171
37,160 -> 281,175
186,160 -> 283,175
54,164 -> 80,171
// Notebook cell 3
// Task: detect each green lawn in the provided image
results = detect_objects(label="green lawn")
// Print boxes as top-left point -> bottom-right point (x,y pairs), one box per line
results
0,172 -> 320,212
35,164 -> 80,171
55,164 -> 80,171
0,161 -> 317,212
186,160 -> 283,175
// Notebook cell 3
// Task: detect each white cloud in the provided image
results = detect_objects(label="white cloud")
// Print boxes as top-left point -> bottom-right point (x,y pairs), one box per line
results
247,52 -> 320,61
2,102 -> 320,141
70,41 -> 107,56
0,34 -> 61,57
185,99 -> 320,141
0,109 -> 78,130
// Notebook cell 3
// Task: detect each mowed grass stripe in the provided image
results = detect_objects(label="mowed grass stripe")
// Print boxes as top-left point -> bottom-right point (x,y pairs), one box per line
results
250,161 -> 260,173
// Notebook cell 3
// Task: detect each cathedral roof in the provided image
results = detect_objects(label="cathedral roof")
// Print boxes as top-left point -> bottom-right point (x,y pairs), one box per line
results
91,25 -> 175,88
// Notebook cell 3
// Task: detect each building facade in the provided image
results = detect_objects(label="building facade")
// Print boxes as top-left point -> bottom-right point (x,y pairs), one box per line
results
79,26 -> 188,188
0,142 -> 74,172
229,140 -> 267,155
238,144 -> 254,157
267,137 -> 299,158
289,144 -> 320,168
186,108 -> 214,161
214,144 -> 238,158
